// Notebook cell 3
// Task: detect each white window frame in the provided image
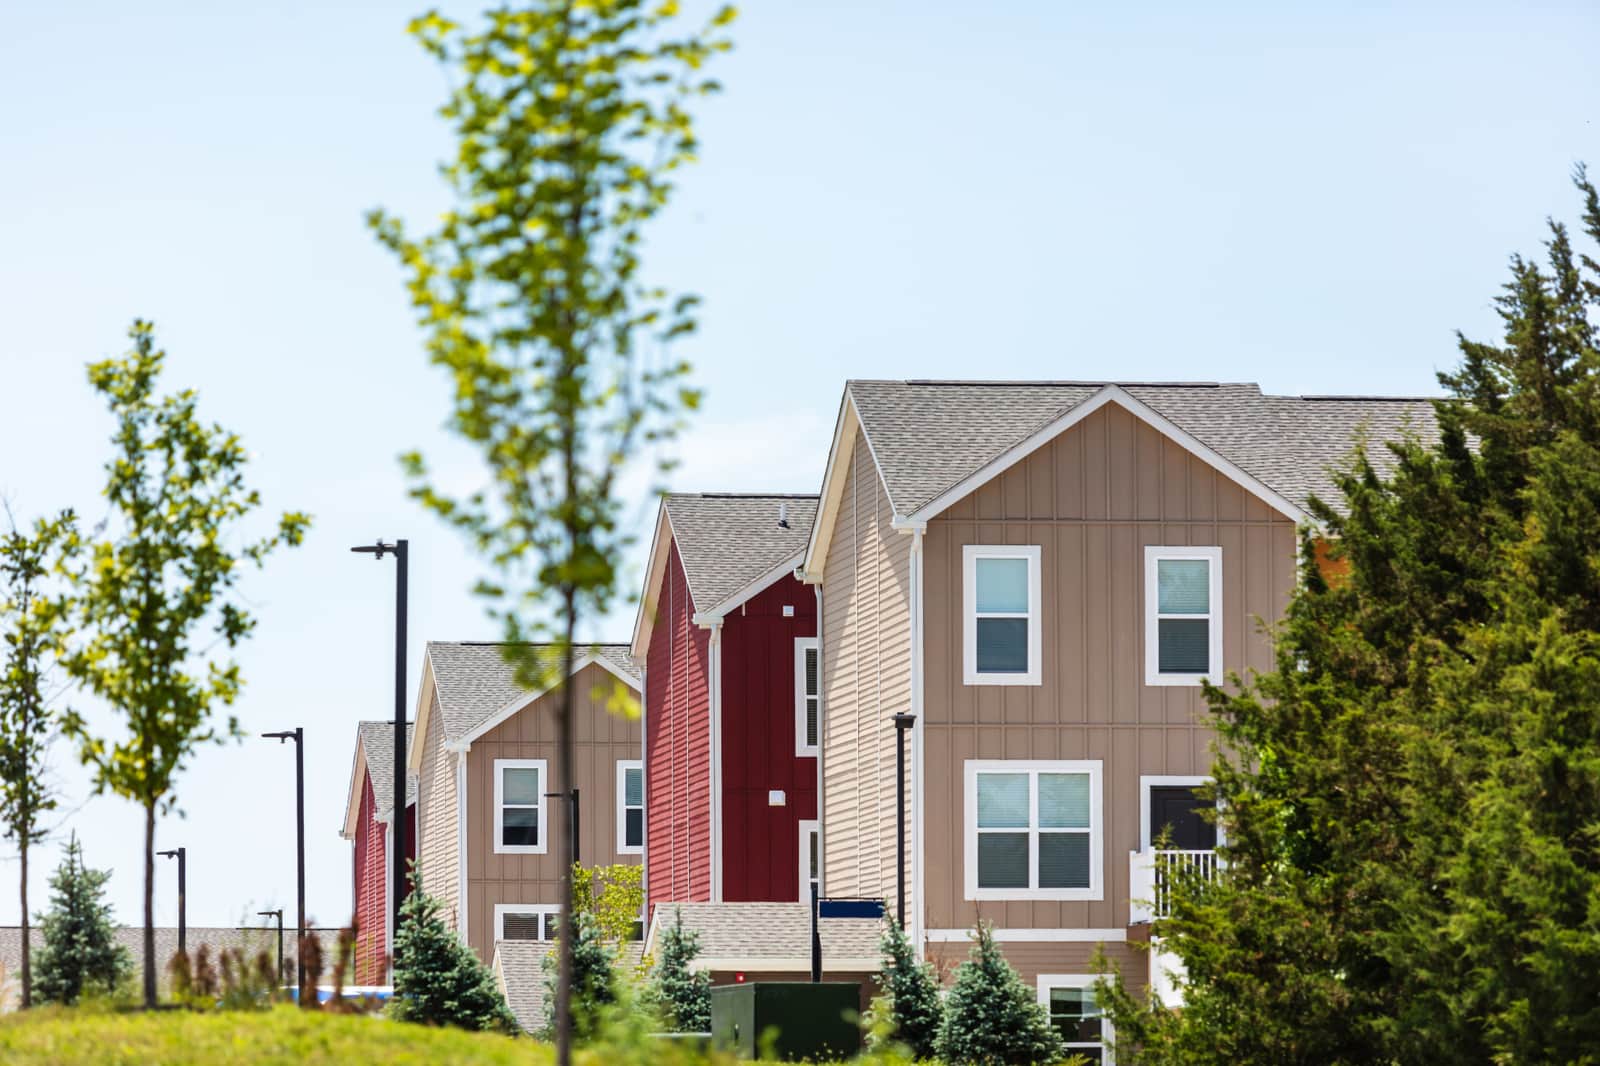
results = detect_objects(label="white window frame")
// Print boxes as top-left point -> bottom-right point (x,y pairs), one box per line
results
794,637 -> 820,757
798,819 -> 820,903
963,759 -> 1103,902
1037,973 -> 1114,1064
616,759 -> 644,855
1139,775 -> 1224,852
492,758 -> 548,856
493,902 -> 561,944
1144,545 -> 1223,686
963,544 -> 1043,686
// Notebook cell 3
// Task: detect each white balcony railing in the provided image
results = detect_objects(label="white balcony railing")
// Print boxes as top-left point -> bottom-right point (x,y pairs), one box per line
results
1128,849 -> 1221,923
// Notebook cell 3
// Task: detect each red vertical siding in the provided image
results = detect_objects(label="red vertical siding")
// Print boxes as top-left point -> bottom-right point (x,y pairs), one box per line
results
645,542 -> 713,910
720,574 -> 819,901
353,775 -> 386,985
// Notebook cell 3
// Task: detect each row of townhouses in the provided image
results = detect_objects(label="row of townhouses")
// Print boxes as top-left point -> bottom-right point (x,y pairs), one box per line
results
341,378 -> 1435,1052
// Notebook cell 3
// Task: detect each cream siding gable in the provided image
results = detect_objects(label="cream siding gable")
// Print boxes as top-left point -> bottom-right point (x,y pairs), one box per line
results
416,682 -> 461,928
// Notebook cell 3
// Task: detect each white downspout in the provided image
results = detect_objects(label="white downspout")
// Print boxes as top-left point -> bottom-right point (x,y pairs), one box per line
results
456,750 -> 468,944
910,528 -> 926,957
708,621 -> 724,903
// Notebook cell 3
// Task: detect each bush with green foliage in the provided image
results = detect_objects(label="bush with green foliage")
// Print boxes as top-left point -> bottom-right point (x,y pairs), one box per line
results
864,917 -> 942,1060
647,906 -> 710,1033
389,876 -> 514,1032
572,863 -> 645,949
541,908 -> 618,1042
1100,168 -> 1600,1066
32,835 -> 129,1005
936,922 -> 1063,1065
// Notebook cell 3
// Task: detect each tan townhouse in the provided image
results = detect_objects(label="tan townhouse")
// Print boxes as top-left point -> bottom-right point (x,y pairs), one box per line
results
408,641 -> 643,963
799,379 -> 1436,1062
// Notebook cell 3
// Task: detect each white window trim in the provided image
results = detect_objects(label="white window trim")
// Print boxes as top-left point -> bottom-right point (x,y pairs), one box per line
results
492,758 -> 548,856
616,759 -> 644,855
493,902 -> 561,944
798,819 -> 820,903
794,637 -> 820,757
963,544 -> 1043,686
1143,545 -> 1223,687
964,759 -> 1103,902
1138,775 -> 1224,852
1037,973 -> 1114,1065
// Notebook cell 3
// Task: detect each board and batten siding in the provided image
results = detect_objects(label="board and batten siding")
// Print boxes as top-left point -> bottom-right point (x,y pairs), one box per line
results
465,660 -> 641,961
417,681 -> 460,927
922,402 -> 1298,933
820,427 -> 912,899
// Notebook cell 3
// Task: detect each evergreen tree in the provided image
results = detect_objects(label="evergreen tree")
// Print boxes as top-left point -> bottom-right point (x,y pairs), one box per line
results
542,908 -> 619,1042
936,922 -> 1063,1066
864,916 -> 942,1060
1101,168 -> 1600,1065
389,875 -> 514,1032
32,834 -> 129,1005
647,906 -> 710,1033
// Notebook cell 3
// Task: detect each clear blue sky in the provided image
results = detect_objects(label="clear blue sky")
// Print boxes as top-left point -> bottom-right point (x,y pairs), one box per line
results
0,1 -> 1594,931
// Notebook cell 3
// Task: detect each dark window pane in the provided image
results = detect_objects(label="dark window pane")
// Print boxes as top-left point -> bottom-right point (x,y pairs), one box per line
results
503,913 -> 544,941
805,647 -> 819,697
1039,832 -> 1090,888
544,913 -> 560,940
625,808 -> 643,848
503,807 -> 539,847
1158,618 -> 1210,674
806,698 -> 819,747
976,617 -> 1029,674
978,833 -> 1029,888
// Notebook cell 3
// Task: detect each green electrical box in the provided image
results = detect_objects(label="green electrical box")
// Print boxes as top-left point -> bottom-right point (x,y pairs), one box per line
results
711,982 -> 861,1061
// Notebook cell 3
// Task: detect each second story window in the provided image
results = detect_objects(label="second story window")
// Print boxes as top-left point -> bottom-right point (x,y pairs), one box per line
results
795,637 -> 820,756
493,758 -> 548,855
617,760 -> 643,854
1144,546 -> 1223,686
963,545 -> 1042,686
964,760 -> 1102,901
798,819 -> 820,903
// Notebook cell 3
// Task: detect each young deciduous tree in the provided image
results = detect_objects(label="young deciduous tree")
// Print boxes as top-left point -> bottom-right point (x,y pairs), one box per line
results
59,322 -> 310,1007
32,833 -> 130,1005
936,922 -> 1064,1066
573,862 -> 645,947
390,874 -> 516,1032
647,906 -> 709,1033
864,916 -> 943,1060
370,4 -> 732,1061
0,507 -> 73,1007
1100,168 -> 1600,1065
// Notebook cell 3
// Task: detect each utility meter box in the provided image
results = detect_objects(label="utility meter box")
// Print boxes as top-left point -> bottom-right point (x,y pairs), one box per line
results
711,981 -> 861,1061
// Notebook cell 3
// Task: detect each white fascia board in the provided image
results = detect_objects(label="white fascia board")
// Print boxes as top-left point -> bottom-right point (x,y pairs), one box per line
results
801,391 -> 887,583
700,550 -> 807,621
630,504 -> 675,660
340,738 -> 368,841
406,658 -> 438,777
906,385 -> 1312,527
922,928 -> 1129,943
456,750 -> 468,937
455,652 -> 639,750
691,956 -> 883,973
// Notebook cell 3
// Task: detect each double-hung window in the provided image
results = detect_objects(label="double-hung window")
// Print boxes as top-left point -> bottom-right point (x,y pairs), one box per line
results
1037,975 -> 1111,1064
965,760 -> 1102,901
795,637 -> 820,756
616,760 -> 644,855
494,903 -> 560,943
493,758 -> 548,855
963,545 -> 1042,685
798,819 -> 820,903
1144,546 -> 1222,685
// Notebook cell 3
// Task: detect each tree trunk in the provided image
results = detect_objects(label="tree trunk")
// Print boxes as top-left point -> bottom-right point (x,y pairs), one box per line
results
143,802 -> 156,1008
19,839 -> 29,1008
554,604 -> 577,1066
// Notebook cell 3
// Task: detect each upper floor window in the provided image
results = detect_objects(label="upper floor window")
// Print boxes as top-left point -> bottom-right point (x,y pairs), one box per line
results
798,819 -> 821,903
617,760 -> 643,854
963,545 -> 1042,686
795,638 -> 820,756
964,760 -> 1102,901
493,758 -> 548,855
1144,546 -> 1222,686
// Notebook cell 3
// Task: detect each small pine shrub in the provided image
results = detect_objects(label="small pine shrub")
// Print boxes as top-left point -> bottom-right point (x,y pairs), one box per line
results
936,922 -> 1065,1065
32,835 -> 130,1005
389,875 -> 514,1032
647,907 -> 710,1032
542,908 -> 619,1042
865,917 -> 943,1060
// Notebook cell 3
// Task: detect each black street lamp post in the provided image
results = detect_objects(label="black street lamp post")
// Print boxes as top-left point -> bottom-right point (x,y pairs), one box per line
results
262,728 -> 305,999
891,712 -> 916,930
350,538 -> 408,941
257,909 -> 285,987
157,847 -> 186,958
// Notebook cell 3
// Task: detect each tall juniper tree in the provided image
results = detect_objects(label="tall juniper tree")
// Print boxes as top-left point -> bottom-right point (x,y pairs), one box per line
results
1101,168 -> 1600,1065
369,4 -> 733,1061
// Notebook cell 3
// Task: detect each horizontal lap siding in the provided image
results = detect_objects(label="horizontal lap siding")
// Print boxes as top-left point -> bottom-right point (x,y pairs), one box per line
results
466,661 -> 642,961
923,403 -> 1296,933
646,542 -> 713,910
926,938 -> 1148,994
417,683 -> 460,928
353,774 -> 386,985
822,429 -> 911,901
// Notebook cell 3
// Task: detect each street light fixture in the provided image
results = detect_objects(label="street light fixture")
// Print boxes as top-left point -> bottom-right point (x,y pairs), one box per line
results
157,847 -> 187,958
349,538 -> 409,945
891,712 -> 917,930
257,909 -> 285,988
262,727 -> 305,999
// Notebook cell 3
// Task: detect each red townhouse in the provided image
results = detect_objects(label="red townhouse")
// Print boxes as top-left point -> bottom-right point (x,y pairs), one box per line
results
341,720 -> 416,985
632,494 -> 822,911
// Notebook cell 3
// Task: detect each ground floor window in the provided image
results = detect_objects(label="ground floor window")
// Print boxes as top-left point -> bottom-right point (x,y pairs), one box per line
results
494,903 -> 560,943
1037,974 -> 1110,1064
798,819 -> 820,903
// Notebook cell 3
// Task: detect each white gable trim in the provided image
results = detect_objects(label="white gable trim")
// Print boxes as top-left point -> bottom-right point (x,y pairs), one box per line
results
406,659 -> 439,776
905,385 -> 1311,526
453,652 -> 641,751
801,389 -> 900,582
341,739 -> 369,841
630,504 -> 676,661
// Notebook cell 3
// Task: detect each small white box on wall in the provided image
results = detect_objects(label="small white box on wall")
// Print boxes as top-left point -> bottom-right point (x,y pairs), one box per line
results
768,790 -> 787,806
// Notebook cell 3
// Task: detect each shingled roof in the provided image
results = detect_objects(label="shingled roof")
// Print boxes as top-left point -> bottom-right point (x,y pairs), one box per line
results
664,494 -> 819,613
643,902 -> 883,971
358,720 -> 416,819
493,940 -> 646,1035
424,642 -> 640,746
844,380 -> 1441,521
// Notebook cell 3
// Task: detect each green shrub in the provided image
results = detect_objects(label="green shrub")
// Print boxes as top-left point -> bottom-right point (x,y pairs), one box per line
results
389,875 -> 515,1032
936,922 -> 1065,1065
646,907 -> 710,1032
864,916 -> 942,1060
31,836 -> 129,1005
542,908 -> 618,1042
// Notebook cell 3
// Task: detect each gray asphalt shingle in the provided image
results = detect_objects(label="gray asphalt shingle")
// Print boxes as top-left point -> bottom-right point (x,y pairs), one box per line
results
356,720 -> 416,820
664,494 -> 818,613
645,902 -> 882,965
427,642 -> 640,745
493,940 -> 646,1035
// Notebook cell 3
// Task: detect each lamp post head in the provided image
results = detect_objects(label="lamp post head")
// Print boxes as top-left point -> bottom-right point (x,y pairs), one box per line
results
891,712 -> 917,732
158,849 -> 181,860
350,540 -> 401,561
257,909 -> 282,920
262,729 -> 300,744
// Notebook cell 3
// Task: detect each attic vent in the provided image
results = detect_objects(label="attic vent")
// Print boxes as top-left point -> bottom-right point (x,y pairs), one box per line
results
778,503 -> 789,529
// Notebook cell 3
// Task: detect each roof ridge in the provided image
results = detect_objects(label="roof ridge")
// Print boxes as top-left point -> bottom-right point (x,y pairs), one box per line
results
669,492 -> 820,500
890,379 -> 1227,388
